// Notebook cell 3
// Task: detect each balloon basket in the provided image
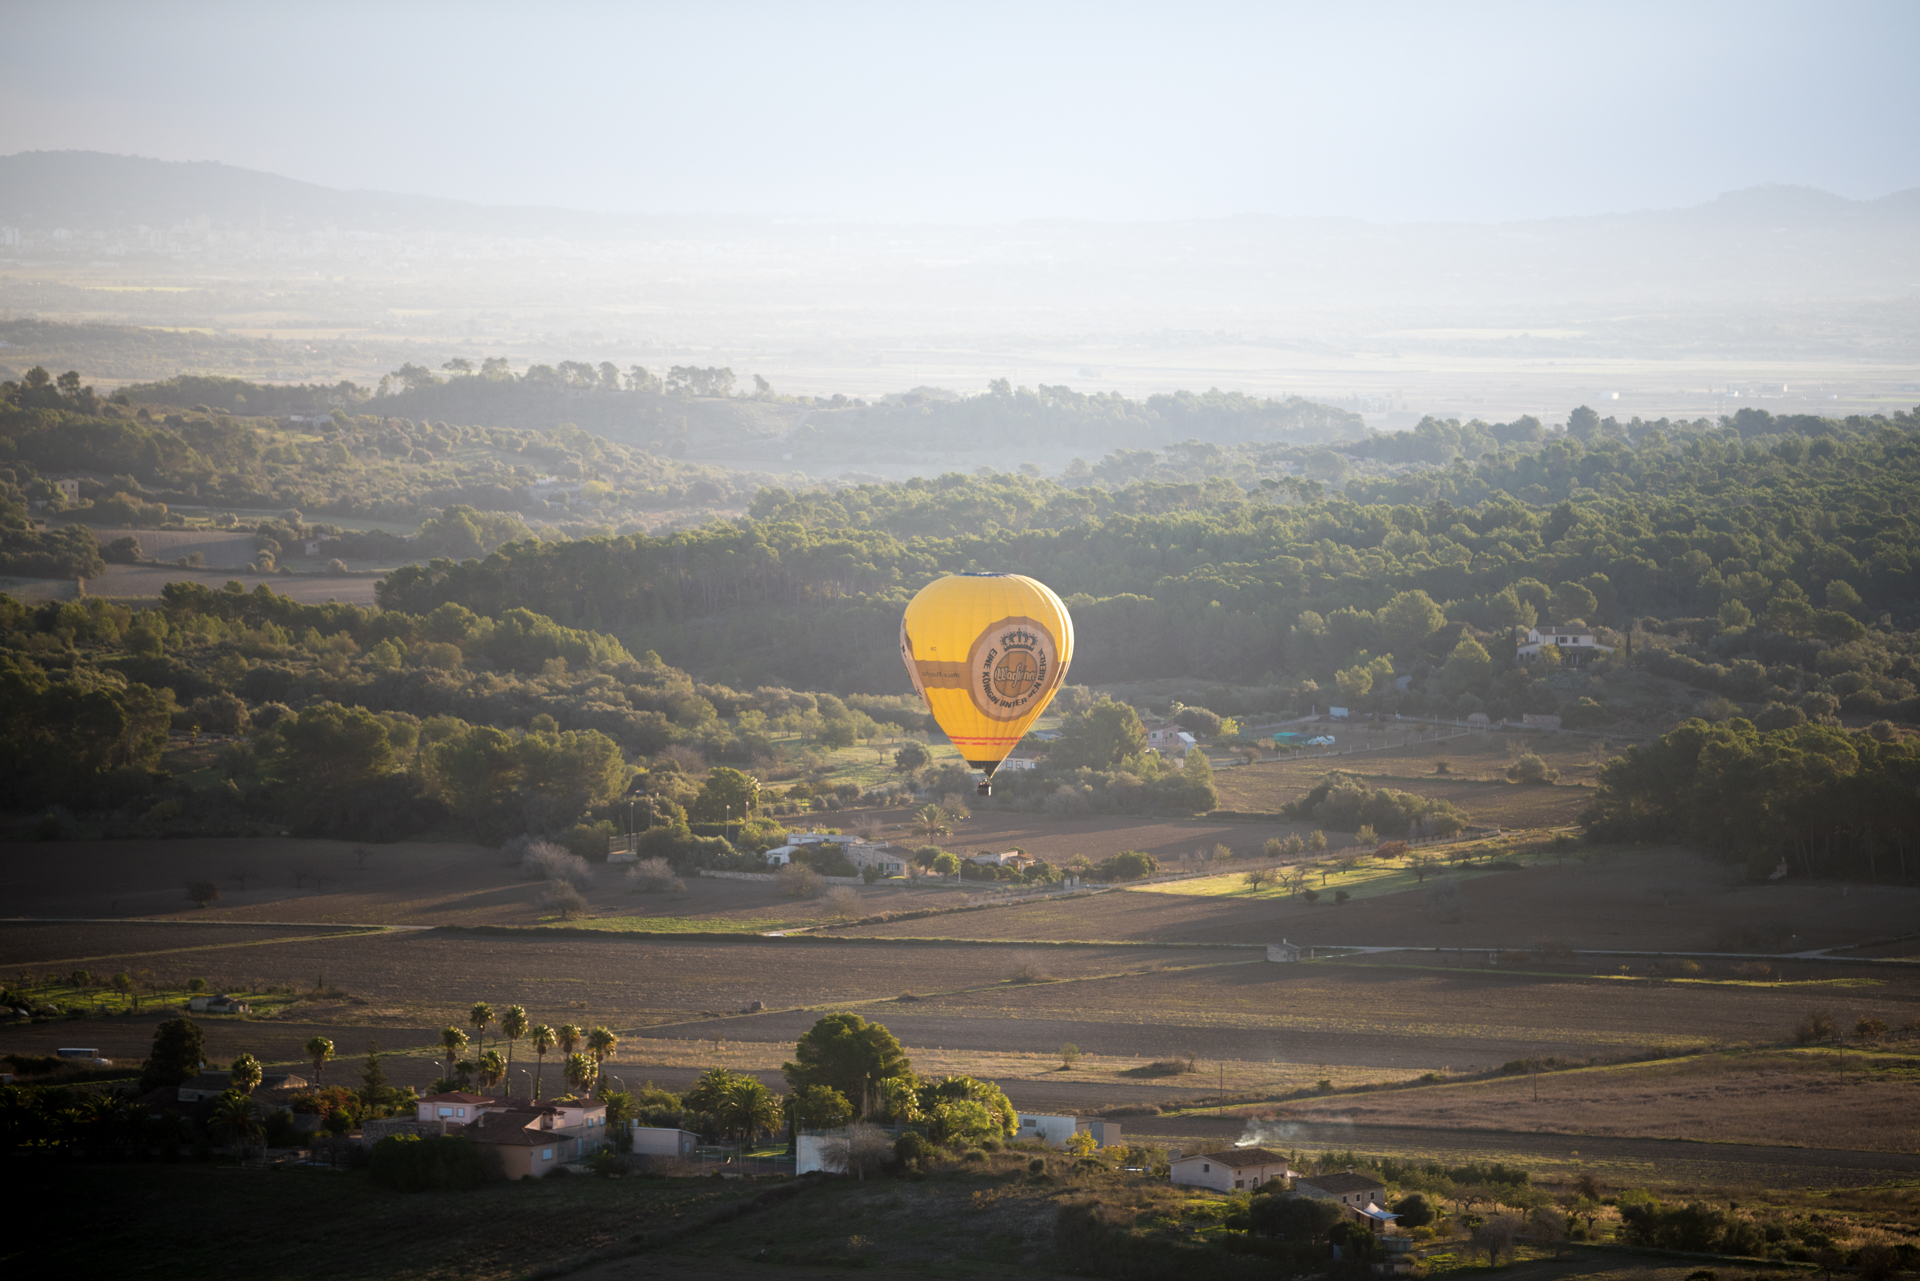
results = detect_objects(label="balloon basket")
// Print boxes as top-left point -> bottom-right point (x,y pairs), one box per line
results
977,780 -> 992,797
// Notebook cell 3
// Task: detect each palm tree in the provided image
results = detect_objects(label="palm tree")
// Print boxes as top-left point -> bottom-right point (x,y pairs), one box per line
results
529,1024 -> 557,1098
586,1026 -> 618,1096
563,1052 -> 595,1096
476,1050 -> 505,1094
468,1002 -> 494,1059
558,1024 -> 582,1059
438,1026 -> 469,1083
304,1036 -> 334,1085
209,1092 -> 263,1160
913,804 -> 951,841
718,1077 -> 783,1151
500,1005 -> 530,1098
229,1053 -> 263,1095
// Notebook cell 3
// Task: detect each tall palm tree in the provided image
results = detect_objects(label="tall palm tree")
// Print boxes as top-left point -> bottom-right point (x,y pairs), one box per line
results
468,1002 -> 494,1059
476,1050 -> 505,1094
558,1024 -> 582,1059
529,1024 -> 557,1099
304,1036 -> 334,1085
586,1026 -> 618,1096
438,1026 -> 469,1083
500,1005 -> 530,1098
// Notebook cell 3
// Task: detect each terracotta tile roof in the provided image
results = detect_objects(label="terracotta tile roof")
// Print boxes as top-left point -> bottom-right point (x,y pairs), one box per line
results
1180,1147 -> 1290,1168
1299,1172 -> 1384,1195
465,1112 -> 564,1146
419,1091 -> 493,1104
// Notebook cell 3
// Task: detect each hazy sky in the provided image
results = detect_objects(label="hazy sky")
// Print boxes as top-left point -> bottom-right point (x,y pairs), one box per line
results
4,1 -> 1917,223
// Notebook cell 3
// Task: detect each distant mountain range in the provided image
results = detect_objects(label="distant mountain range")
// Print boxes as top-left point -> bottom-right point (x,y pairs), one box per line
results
3,148 -> 1916,237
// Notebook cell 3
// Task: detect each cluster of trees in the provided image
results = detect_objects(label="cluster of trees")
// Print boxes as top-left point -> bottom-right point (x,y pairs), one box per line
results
1582,717 -> 1920,882
431,1001 -> 620,1100
1281,771 -> 1470,839
777,1012 -> 1016,1146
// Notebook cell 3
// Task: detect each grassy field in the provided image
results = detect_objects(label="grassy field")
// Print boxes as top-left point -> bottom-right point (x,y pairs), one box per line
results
14,1152 -> 1912,1281
10,1162 -> 761,1281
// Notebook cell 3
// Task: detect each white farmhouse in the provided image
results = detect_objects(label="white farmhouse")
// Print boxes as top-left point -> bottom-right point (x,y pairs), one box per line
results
1169,1147 -> 1292,1192
1515,624 -> 1614,667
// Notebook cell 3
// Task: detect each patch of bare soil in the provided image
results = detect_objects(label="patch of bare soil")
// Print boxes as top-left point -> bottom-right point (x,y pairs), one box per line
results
1257,1049 -> 1920,1153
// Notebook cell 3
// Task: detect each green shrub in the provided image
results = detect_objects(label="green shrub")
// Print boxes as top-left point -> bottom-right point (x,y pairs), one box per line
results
894,1131 -> 934,1166
368,1134 -> 490,1191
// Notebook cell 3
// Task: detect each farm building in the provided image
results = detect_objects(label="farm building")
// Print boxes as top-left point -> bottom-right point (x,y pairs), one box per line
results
463,1106 -> 576,1179
1170,1147 -> 1292,1192
1146,727 -> 1197,754
178,1069 -> 308,1101
1296,1170 -> 1396,1228
1515,624 -> 1613,667
1266,941 -> 1302,963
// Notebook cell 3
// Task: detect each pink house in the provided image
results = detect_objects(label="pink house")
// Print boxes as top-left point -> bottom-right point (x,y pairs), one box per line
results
416,1091 -> 492,1125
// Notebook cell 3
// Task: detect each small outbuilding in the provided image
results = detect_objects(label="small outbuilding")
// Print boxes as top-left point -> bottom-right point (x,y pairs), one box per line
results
1017,1112 -> 1079,1146
631,1125 -> 700,1158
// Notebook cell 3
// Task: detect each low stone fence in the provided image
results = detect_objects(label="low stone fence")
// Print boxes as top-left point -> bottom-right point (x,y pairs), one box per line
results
697,869 -> 865,886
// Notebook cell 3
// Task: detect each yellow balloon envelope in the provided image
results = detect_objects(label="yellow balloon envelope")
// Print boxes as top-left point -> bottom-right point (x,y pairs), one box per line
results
899,572 -> 1075,792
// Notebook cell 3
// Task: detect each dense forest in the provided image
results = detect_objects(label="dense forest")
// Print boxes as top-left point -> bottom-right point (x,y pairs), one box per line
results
4,348 -> 1918,871
376,406 -> 1920,736
1583,716 -> 1920,884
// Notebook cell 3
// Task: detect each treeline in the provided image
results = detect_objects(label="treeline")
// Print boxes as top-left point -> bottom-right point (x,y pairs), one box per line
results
1,369 -> 789,537
1582,717 -> 1920,882
0,581 -> 925,844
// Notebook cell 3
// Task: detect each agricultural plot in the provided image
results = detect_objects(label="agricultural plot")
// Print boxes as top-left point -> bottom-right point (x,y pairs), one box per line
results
1252,1046 -> 1920,1153
1120,1112 -> 1920,1194
842,845 -> 1920,952
1211,729 -> 1613,830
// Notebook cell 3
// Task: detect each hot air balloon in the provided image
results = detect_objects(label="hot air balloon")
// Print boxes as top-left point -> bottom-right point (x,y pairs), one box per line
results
899,572 -> 1075,795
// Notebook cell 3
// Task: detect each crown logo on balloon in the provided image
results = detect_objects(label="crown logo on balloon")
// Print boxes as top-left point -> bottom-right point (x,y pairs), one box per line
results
1001,627 -> 1039,650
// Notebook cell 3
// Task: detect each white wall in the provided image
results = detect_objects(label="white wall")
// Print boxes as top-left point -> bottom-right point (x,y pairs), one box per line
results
632,1125 -> 697,1157
797,1133 -> 843,1174
1016,1113 -> 1077,1146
